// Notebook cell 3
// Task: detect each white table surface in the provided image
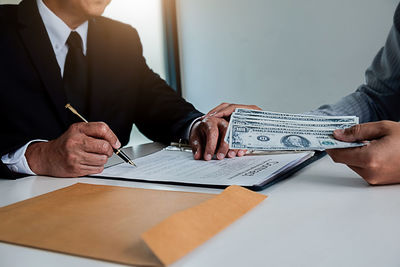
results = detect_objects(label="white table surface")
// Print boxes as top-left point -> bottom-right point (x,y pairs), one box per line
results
1,143 -> 399,267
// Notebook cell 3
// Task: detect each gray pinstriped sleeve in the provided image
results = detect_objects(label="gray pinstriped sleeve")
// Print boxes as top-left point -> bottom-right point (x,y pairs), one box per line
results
309,19 -> 400,123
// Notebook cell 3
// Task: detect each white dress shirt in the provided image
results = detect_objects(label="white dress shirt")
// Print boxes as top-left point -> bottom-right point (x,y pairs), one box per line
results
1,0 -> 88,175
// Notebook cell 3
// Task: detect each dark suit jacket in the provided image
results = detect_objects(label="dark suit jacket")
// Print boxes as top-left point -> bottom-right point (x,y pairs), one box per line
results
0,0 -> 202,178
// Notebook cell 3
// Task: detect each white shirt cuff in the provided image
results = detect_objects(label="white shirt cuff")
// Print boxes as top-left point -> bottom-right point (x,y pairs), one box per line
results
1,140 -> 47,175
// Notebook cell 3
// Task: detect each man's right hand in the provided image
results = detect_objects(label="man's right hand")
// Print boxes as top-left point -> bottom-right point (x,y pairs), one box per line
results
25,122 -> 121,177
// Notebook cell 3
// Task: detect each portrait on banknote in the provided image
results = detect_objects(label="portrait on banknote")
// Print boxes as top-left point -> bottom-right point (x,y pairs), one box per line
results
281,135 -> 311,148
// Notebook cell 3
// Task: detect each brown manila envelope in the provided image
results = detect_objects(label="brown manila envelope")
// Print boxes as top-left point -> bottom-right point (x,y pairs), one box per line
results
0,183 -> 266,266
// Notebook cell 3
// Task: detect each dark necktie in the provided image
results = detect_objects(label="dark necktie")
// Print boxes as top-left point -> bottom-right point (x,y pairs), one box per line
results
63,31 -> 88,118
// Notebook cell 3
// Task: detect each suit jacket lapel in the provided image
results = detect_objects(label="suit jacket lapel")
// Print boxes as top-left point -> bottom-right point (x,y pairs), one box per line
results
17,0 -> 69,128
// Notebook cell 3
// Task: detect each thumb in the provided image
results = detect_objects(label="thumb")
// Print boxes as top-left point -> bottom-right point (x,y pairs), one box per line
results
333,121 -> 388,142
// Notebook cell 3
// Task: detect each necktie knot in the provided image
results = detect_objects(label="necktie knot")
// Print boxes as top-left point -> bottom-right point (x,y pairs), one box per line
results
67,31 -> 83,51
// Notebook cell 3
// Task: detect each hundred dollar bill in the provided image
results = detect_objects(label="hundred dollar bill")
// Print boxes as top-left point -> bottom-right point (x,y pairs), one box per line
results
233,109 -> 359,124
224,121 -> 354,145
230,116 -> 356,129
228,124 -> 363,151
235,108 -> 359,120
231,115 -> 357,126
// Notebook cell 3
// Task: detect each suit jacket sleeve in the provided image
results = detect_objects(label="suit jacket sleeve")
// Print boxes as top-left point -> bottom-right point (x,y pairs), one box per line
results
129,27 -> 203,143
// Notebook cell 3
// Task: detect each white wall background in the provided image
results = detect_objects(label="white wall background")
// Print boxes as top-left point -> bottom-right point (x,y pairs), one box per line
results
177,0 -> 399,113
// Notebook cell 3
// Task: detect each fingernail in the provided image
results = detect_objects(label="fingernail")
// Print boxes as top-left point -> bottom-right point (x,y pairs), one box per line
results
228,151 -> 236,157
209,112 -> 217,117
238,150 -> 245,157
115,140 -> 121,148
205,154 -> 212,161
217,153 -> 225,160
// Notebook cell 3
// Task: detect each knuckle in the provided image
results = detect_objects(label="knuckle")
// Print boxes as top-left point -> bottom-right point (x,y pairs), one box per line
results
101,142 -> 109,153
363,152 -> 379,169
66,154 -> 77,165
95,122 -> 109,135
100,155 -> 108,165
95,166 -> 104,174
191,139 -> 200,147
69,123 -> 79,131
209,129 -> 218,139
64,139 -> 76,151
365,158 -> 379,171
380,120 -> 394,131
220,143 -> 229,151
349,124 -> 361,136
99,125 -> 108,135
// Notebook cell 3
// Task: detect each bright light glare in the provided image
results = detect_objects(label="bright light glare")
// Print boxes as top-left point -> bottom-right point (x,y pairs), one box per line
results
104,0 -> 166,146
103,0 -> 166,80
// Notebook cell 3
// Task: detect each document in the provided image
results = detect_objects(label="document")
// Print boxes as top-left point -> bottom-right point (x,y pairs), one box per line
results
96,150 -> 314,188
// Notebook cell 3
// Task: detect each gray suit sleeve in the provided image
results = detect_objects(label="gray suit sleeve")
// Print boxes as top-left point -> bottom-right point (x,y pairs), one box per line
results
309,25 -> 400,123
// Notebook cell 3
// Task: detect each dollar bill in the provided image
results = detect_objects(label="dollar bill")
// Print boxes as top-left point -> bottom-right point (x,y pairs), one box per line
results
229,124 -> 363,151
230,116 -> 356,129
234,109 -> 359,124
224,109 -> 362,151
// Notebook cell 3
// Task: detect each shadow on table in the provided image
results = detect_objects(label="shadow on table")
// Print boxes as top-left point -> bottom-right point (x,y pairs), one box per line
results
304,173 -> 369,188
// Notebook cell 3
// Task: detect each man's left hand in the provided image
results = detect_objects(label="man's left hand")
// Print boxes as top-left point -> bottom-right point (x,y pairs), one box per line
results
189,103 -> 261,161
327,120 -> 400,185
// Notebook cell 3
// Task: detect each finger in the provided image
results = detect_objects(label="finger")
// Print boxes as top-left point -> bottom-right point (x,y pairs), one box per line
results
326,145 -> 371,167
205,103 -> 231,117
333,121 -> 391,142
203,121 -> 219,161
80,122 -> 121,149
213,104 -> 261,118
189,121 -> 204,160
79,152 -> 109,167
79,165 -> 105,176
237,149 -> 247,157
227,149 -> 238,158
191,136 -> 203,160
81,136 -> 114,157
216,120 -> 230,160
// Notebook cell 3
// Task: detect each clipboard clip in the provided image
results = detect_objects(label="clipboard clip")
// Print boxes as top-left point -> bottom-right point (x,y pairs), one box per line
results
165,139 -> 192,152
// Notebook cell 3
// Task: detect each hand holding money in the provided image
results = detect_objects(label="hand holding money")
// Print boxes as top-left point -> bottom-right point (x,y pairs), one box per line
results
190,103 -> 262,161
327,121 -> 400,185
204,103 -> 262,118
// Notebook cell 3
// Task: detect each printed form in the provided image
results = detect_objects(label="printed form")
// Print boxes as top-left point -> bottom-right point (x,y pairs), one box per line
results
96,150 -> 314,187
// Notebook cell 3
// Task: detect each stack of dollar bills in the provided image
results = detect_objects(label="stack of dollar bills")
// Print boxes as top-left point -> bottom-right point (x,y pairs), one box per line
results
225,108 -> 364,151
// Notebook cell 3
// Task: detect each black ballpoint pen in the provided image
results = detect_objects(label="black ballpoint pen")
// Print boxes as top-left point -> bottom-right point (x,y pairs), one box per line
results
65,103 -> 137,167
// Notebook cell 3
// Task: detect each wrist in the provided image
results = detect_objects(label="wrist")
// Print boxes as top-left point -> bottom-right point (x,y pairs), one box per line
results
25,141 -> 50,175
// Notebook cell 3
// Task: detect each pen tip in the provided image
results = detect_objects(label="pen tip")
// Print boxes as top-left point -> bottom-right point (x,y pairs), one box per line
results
129,160 -> 137,167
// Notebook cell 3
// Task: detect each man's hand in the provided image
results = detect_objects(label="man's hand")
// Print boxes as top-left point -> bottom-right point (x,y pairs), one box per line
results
190,103 -> 262,161
327,120 -> 400,185
204,102 -> 262,118
26,122 -> 121,177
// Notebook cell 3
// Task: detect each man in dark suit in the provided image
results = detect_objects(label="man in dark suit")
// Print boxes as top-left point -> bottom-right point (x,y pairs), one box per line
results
0,0 -> 251,178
